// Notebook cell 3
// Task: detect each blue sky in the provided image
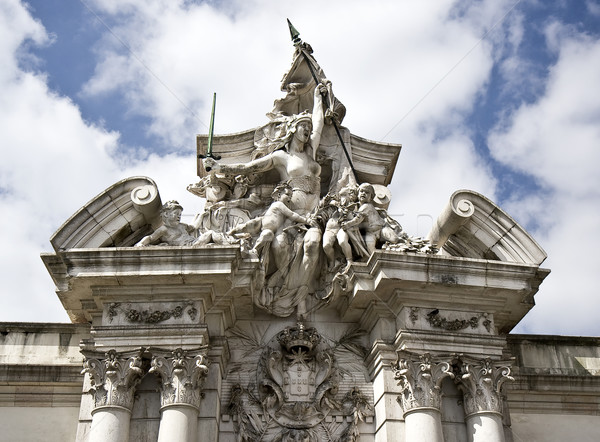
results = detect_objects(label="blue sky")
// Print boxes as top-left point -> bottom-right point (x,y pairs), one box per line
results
1,0 -> 600,335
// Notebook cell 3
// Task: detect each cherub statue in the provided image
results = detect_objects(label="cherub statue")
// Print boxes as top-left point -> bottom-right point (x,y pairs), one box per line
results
322,184 -> 367,268
228,183 -> 312,256
341,183 -> 404,254
136,200 -> 204,247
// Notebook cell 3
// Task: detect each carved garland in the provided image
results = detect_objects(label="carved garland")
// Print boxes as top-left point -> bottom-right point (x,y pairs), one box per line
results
107,301 -> 198,324
409,308 -> 492,332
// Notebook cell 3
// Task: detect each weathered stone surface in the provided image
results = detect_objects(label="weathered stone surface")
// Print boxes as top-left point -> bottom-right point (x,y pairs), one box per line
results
7,18 -> 600,442
429,190 -> 547,265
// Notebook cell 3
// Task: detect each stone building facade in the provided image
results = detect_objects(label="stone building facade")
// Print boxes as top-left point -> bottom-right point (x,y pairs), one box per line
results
1,27 -> 600,442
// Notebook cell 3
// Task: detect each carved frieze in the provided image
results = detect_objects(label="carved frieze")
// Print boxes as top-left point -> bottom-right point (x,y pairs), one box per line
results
455,357 -> 514,416
81,349 -> 145,410
392,352 -> 454,414
407,307 -> 492,333
107,301 -> 198,325
150,347 -> 209,409
426,310 -> 492,332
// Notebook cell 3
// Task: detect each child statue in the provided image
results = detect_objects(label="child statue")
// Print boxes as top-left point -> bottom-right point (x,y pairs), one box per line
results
136,200 -> 204,247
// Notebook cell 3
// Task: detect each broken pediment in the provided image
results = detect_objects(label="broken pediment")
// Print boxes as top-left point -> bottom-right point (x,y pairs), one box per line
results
195,128 -> 401,189
428,189 -> 547,265
49,176 -> 161,251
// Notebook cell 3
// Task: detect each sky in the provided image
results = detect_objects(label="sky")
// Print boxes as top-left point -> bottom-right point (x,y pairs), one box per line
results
1,0 -> 599,335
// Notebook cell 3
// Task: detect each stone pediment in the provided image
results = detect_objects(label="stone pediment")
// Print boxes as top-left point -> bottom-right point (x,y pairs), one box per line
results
42,26 -> 549,333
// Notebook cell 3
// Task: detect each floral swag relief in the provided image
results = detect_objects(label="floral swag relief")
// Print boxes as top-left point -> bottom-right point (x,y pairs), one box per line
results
135,32 -> 437,319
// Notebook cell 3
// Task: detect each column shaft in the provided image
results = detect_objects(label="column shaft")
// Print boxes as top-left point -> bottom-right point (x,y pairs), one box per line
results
157,405 -> 199,442
457,358 -> 513,442
89,407 -> 131,442
465,412 -> 504,442
151,348 -> 209,442
404,408 -> 444,442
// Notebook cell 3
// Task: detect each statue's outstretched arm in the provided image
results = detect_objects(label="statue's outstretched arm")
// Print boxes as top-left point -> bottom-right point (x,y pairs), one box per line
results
203,153 -> 275,176
310,82 -> 327,160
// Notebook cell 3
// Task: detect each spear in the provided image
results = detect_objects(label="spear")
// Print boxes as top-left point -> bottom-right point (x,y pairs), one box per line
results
198,92 -> 220,172
287,19 -> 359,183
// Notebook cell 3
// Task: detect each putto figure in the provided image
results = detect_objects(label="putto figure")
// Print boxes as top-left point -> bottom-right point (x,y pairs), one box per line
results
136,201 -> 203,247
322,184 -> 366,269
341,183 -> 404,254
228,183 -> 313,256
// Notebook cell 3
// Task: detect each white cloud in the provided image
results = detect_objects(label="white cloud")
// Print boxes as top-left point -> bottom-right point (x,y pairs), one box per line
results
586,0 -> 600,16
80,0 -> 513,145
489,23 -> 600,335
6,0 -> 596,339
0,1 -> 197,321
79,0 -> 510,236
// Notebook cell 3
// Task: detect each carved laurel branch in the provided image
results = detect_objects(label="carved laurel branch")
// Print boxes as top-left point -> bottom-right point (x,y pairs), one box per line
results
226,383 -> 270,442
107,301 -> 198,324
382,235 -> 438,254
339,386 -> 374,441
392,352 -> 455,413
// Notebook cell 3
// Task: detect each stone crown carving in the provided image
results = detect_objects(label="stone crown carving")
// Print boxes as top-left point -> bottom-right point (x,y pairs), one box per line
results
224,323 -> 373,441
276,323 -> 321,353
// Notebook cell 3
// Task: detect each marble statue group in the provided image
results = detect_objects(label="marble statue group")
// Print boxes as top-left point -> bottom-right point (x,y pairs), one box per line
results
137,36 -> 436,319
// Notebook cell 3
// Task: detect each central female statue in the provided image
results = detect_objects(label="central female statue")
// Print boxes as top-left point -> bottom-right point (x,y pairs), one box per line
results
202,83 -> 328,318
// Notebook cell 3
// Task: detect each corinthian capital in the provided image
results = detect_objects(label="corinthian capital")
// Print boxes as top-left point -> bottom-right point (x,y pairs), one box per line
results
392,352 -> 454,414
150,347 -> 210,409
456,357 -> 514,416
82,349 -> 145,410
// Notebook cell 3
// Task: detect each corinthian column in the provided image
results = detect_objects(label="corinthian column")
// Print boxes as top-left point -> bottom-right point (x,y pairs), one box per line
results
150,348 -> 210,442
82,349 -> 145,442
456,358 -> 514,442
393,352 -> 454,442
